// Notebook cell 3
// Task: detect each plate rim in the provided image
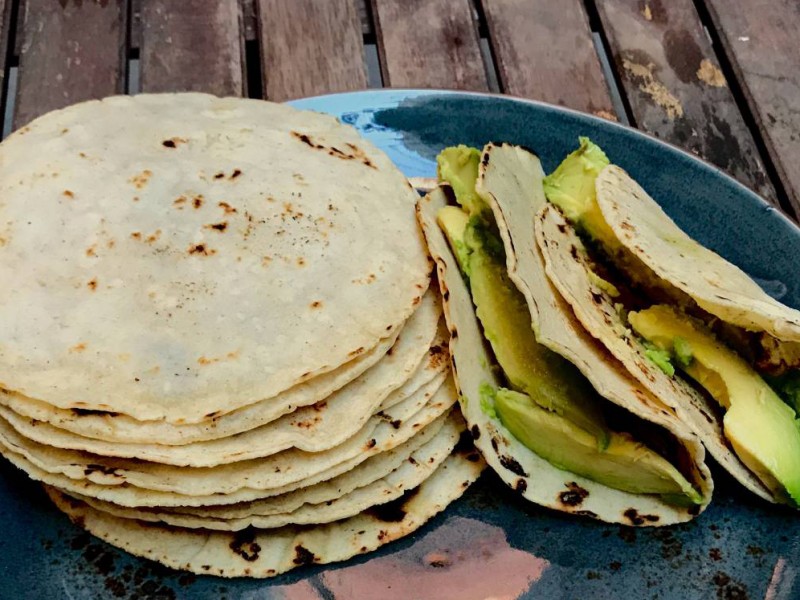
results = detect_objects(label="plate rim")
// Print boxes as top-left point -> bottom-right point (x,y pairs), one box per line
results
289,88 -> 798,234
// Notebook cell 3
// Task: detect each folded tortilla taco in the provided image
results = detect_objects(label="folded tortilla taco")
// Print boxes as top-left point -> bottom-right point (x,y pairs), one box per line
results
535,138 -> 800,506
416,143 -> 712,526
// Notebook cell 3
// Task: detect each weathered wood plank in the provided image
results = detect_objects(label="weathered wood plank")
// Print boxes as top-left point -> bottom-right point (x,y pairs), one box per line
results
701,0 -> 800,214
595,0 -> 777,204
482,0 -> 615,118
14,0 -> 127,129
257,0 -> 366,101
140,0 -> 245,96
0,0 -> 14,118
371,0 -> 487,90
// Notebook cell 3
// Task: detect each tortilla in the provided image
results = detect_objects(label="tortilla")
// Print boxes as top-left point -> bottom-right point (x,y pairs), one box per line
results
596,165 -> 800,341
64,413 -> 464,531
0,93 -> 431,422
0,325 -> 402,446
535,203 -> 773,502
45,441 -> 484,579
0,293 -> 444,467
418,182 -> 711,525
0,376 -> 456,506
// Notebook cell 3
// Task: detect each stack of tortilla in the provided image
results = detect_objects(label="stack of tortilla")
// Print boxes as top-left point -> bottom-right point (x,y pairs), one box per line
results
0,94 -> 484,577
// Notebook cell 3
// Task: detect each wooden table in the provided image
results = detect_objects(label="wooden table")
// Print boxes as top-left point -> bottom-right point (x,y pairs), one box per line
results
1,0 -> 798,220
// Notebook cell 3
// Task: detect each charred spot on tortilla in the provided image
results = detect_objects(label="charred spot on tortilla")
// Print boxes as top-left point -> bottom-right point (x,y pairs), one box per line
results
570,245 -> 579,261
623,508 -> 659,525
229,528 -> 261,562
470,424 -> 481,440
559,482 -> 590,506
292,545 -> 316,566
499,454 -> 527,477
515,478 -> 528,493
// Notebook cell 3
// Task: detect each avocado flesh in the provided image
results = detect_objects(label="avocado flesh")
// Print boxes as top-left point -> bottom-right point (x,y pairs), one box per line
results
437,205 -> 472,275
494,388 -> 703,504
465,219 -> 611,448
543,137 -> 618,252
437,145 -> 485,214
629,305 -> 800,505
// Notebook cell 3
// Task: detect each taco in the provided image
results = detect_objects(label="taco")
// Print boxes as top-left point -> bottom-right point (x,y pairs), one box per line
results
417,143 -> 712,526
536,138 -> 800,506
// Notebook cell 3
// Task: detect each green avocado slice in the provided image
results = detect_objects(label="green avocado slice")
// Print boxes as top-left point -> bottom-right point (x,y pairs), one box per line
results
437,205 -> 472,276
494,388 -> 703,504
465,217 -> 611,448
542,137 -> 618,252
629,305 -> 800,505
437,145 -> 486,215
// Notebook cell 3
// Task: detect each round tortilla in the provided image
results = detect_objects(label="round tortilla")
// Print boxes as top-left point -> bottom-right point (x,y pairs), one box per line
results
418,179 -> 711,526
596,165 -> 800,341
64,412 -> 463,531
535,202 -> 773,502
44,442 -> 484,578
0,93 -> 431,422
0,325 -> 402,446
0,293 -> 444,467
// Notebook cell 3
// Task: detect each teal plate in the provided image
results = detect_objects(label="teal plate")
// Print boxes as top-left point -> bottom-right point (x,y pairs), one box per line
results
1,90 -> 798,599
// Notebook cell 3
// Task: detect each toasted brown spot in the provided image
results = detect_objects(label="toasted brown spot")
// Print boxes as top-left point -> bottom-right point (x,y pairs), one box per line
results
69,342 -> 87,353
162,137 -> 187,148
229,528 -> 261,562
214,172 -> 225,179
231,169 -> 242,179
559,482 -> 590,506
188,243 -> 216,256
470,424 -> 481,440
205,221 -> 228,232
499,455 -> 527,476
292,545 -> 317,566
87,278 -> 98,291
623,508 -> 659,525
130,232 -> 142,240
145,229 -> 161,244
570,245 -> 579,260
296,257 -> 306,267
63,190 -> 74,199
219,201 -> 237,214
365,438 -> 377,449
129,170 -> 152,189
310,300 -> 322,309
515,478 -> 527,493
193,195 -> 204,209
348,346 -> 365,357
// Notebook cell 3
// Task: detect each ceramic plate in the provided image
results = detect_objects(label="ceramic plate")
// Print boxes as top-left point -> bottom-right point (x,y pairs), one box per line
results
1,90 -> 797,599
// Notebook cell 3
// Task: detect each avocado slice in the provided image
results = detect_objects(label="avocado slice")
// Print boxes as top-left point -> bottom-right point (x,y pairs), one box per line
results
542,137 -> 618,252
629,305 -> 800,504
437,205 -> 472,276
437,145 -> 486,215
494,388 -> 703,504
465,217 -> 611,447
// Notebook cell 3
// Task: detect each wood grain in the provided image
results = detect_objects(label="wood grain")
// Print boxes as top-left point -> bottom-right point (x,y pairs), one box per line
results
0,0 -> 14,123
257,0 -> 366,101
14,0 -> 127,129
371,0 -> 487,90
596,0 -> 776,203
140,0 -> 244,96
482,0 -> 615,118
701,0 -> 800,214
